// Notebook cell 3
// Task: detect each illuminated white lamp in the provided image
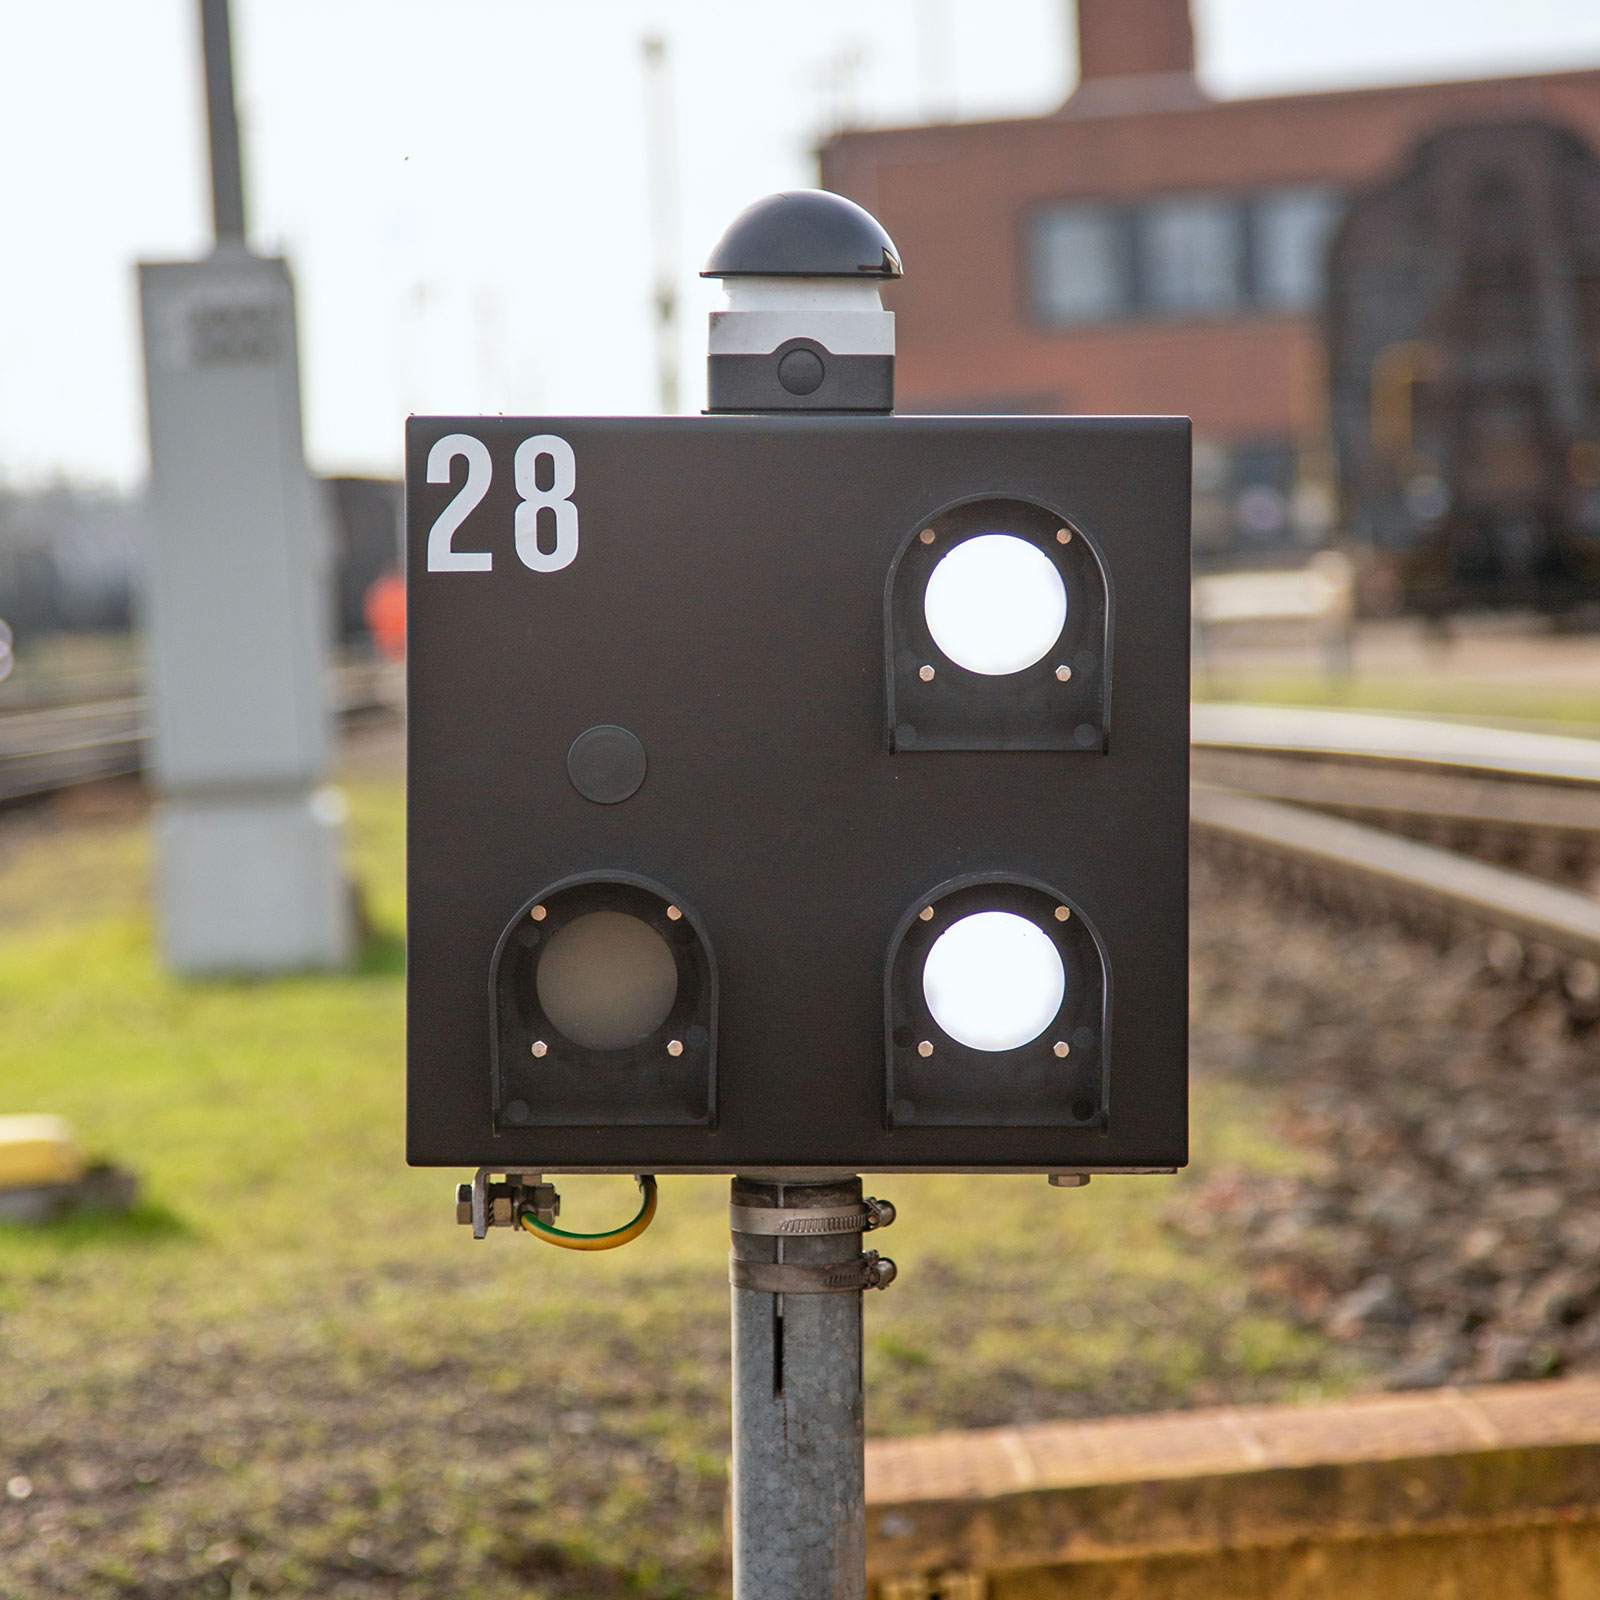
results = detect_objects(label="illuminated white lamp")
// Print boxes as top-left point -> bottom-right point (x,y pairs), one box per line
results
922,911 -> 1065,1053
923,534 -> 1067,676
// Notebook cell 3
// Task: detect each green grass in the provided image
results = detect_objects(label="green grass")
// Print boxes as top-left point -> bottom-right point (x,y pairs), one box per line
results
0,776 -> 1351,1599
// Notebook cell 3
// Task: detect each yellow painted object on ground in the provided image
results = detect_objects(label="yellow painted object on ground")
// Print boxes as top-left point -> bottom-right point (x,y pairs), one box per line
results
0,1114 -> 86,1191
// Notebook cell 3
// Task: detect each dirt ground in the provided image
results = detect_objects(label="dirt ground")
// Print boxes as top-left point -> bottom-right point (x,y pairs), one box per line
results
1186,853 -> 1600,1390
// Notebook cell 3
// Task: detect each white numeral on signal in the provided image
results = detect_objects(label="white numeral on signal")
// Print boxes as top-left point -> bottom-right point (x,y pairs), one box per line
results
513,434 -> 580,573
425,433 -> 494,572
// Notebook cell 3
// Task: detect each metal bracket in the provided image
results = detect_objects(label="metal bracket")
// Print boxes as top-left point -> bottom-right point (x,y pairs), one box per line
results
459,1168 -> 560,1238
729,1197 -> 896,1237
730,1250 -> 898,1293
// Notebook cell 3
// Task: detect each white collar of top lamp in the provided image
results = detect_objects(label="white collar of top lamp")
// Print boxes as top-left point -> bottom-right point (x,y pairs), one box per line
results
702,188 -> 902,415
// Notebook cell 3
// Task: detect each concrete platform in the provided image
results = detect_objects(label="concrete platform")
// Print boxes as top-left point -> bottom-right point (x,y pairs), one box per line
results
866,1378 -> 1600,1598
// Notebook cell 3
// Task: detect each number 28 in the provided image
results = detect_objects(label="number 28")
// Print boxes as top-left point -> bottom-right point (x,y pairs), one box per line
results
425,432 -> 579,573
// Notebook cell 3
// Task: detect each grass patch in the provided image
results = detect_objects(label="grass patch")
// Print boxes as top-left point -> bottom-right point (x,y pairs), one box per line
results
0,775 -> 1352,1598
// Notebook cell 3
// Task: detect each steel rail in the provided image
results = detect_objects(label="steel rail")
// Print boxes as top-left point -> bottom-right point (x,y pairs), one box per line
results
1192,705 -> 1600,827
1191,785 -> 1600,1009
1191,702 -> 1600,785
0,662 -> 397,805
1189,705 -> 1600,1008
1192,702 -> 1600,890
1192,785 -> 1600,961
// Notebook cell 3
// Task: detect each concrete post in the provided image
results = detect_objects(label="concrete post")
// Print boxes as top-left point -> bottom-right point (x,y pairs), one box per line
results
137,1 -> 352,974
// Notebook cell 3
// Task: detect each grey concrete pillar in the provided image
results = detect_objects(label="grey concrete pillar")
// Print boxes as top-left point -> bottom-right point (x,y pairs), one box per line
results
139,249 -> 352,974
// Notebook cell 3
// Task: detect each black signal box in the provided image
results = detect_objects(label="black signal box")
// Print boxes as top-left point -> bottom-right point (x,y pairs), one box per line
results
405,415 -> 1190,1174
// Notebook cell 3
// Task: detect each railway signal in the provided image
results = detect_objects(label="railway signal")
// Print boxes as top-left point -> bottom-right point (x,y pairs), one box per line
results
406,190 -> 1190,1177
408,188 -> 1189,1600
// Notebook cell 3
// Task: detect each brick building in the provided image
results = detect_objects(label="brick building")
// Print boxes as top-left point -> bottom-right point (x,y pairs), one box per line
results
819,0 -> 1600,556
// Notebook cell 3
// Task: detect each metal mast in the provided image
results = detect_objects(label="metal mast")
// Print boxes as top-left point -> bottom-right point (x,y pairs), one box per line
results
642,36 -> 680,414
199,0 -> 247,243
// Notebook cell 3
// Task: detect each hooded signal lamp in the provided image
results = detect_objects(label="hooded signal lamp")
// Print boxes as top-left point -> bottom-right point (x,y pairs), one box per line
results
490,874 -> 716,1130
885,877 -> 1109,1131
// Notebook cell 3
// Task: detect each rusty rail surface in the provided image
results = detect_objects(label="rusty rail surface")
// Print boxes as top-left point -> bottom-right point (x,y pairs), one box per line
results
865,1376 -> 1600,1598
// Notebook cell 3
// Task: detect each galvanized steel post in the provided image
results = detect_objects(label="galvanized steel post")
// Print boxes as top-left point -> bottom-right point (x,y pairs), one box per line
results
730,1176 -> 871,1600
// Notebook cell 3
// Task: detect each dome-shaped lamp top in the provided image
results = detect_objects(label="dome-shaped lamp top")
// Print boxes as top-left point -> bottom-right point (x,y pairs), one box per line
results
701,189 -> 903,279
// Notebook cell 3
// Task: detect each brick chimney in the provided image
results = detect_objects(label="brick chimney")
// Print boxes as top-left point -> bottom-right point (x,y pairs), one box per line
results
1066,0 -> 1206,113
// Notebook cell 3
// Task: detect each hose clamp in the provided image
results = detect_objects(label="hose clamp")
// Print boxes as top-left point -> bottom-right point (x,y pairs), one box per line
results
729,1250 -> 897,1293
728,1197 -> 896,1237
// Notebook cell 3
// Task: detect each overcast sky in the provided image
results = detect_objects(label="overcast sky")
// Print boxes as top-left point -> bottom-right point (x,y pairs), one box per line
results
5,0 -> 1600,490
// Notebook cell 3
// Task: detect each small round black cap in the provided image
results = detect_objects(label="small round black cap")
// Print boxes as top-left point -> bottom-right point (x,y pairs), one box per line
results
777,348 -> 826,394
701,189 -> 902,280
567,725 -> 647,805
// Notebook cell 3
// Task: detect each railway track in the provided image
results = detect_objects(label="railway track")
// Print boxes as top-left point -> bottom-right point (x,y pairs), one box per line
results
3,681 -> 1596,1008
1192,703 -> 1600,1014
0,660 -> 399,805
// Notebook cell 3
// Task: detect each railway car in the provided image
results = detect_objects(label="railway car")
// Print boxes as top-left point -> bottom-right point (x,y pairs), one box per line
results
1326,119 -> 1600,620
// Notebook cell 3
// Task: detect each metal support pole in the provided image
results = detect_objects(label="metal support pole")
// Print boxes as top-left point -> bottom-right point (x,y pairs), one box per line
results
731,1175 -> 877,1600
641,34 -> 680,415
199,0 -> 246,243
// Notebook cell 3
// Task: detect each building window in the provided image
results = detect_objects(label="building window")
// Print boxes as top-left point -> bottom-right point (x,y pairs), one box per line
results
1029,205 -> 1127,324
1029,187 -> 1344,326
1138,196 -> 1243,314
1250,187 -> 1342,310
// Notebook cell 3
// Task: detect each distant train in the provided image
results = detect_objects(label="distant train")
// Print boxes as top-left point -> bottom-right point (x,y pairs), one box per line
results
1326,118 -> 1600,619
